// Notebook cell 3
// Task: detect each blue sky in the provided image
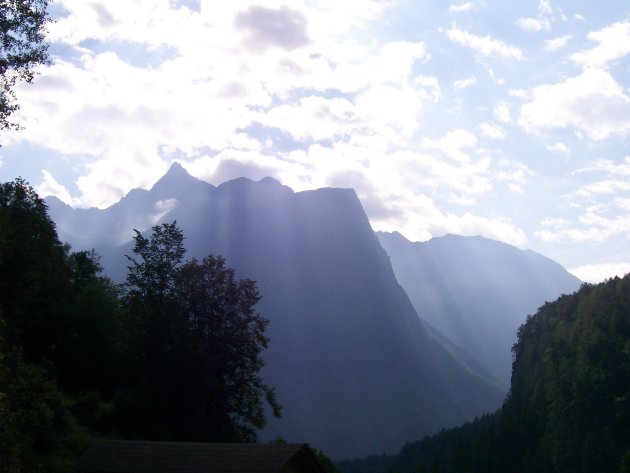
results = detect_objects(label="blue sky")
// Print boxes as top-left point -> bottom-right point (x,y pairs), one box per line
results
1,0 -> 629,282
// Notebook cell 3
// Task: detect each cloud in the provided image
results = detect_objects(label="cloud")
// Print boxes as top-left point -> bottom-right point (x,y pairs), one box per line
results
538,0 -> 553,15
422,129 -> 478,164
544,35 -> 572,51
516,17 -> 550,32
519,68 -> 630,140
569,262 -> 630,283
36,171 -> 74,205
575,156 -> 630,176
373,194 -> 528,247
494,160 -> 533,193
453,76 -> 477,90
234,5 -> 311,51
535,156 -> 630,244
479,122 -> 506,140
540,217 -> 570,229
449,3 -> 474,13
151,198 -> 178,224
447,25 -> 523,59
547,142 -> 569,154
494,102 -> 512,123
576,179 -> 630,197
570,19 -> 630,68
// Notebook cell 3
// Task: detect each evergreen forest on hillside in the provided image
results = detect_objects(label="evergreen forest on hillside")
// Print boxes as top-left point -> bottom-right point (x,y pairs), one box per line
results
0,179 -> 280,472
341,273 -> 630,473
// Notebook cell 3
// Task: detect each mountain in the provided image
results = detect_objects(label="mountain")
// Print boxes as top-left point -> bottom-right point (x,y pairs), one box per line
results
47,164 -> 504,459
377,231 -> 582,389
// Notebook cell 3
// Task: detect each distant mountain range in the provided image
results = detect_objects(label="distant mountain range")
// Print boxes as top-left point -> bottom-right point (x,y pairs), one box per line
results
45,164 -> 576,459
377,231 -> 582,389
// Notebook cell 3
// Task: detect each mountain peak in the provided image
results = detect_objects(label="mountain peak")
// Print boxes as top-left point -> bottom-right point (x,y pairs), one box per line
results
150,162 -> 209,194
161,162 -> 191,181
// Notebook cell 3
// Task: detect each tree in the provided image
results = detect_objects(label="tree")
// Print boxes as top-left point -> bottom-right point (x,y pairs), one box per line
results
1,0 -> 51,131
118,222 -> 281,441
179,255 -> 281,441
0,178 -> 69,362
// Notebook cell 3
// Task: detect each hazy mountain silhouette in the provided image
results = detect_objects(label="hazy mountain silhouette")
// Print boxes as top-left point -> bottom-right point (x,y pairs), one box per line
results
47,164 -> 504,459
377,231 -> 582,389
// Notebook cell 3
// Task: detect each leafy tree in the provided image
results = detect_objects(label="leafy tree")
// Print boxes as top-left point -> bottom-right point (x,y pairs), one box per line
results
117,222 -> 280,441
0,180 -> 107,469
0,0 -> 51,131
0,178 -> 69,362
57,250 -> 121,397
178,255 -> 281,440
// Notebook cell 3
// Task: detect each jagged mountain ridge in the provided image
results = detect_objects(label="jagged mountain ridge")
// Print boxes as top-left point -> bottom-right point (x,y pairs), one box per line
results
47,164 -> 503,459
377,231 -> 582,389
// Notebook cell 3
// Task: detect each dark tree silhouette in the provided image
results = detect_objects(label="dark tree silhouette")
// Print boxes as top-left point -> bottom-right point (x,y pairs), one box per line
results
118,222 -> 280,441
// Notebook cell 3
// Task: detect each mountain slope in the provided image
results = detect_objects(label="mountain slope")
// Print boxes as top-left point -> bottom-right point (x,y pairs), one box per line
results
47,164 -> 504,459
377,231 -> 582,389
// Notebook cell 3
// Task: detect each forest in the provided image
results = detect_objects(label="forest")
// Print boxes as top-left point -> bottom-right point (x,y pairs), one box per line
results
0,179 -> 280,472
341,271 -> 630,473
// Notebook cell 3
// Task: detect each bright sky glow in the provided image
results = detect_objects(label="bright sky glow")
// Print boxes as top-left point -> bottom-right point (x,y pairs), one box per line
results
0,0 -> 629,283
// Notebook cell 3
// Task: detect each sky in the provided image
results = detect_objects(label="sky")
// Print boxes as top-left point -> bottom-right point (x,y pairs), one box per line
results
1,0 -> 629,283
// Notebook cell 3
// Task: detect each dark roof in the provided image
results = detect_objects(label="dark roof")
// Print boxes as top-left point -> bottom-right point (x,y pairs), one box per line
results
74,440 -> 327,473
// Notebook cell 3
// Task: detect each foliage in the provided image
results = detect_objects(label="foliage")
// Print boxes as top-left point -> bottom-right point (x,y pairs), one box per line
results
0,0 -> 51,131
0,177 -> 69,362
117,222 -> 280,441
341,275 -> 630,473
312,448 -> 343,473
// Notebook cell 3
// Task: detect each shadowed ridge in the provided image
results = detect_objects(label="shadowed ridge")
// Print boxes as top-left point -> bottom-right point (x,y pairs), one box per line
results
217,176 -> 294,198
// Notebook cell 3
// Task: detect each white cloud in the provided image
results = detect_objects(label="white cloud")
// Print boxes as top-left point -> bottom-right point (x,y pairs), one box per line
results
479,122 -> 506,140
151,198 -> 178,224
575,156 -> 630,176
449,3 -> 474,13
494,102 -> 512,123
516,17 -> 550,32
544,35 -> 572,51
540,217 -> 570,228
536,155 -> 630,244
538,0 -> 553,15
37,171 -> 74,205
576,179 -> 630,197
547,142 -> 569,154
425,212 -> 528,246
446,25 -> 523,59
519,68 -> 630,140
570,19 -> 630,68
373,196 -> 528,248
569,262 -> 630,283
422,129 -> 478,164
494,160 -> 533,193
453,76 -> 477,90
